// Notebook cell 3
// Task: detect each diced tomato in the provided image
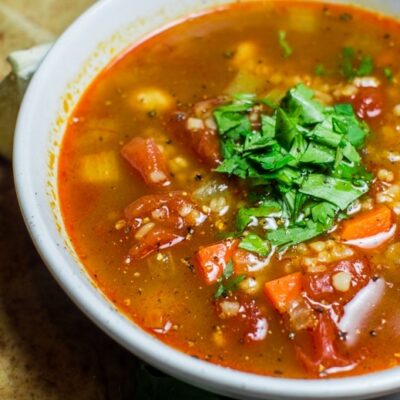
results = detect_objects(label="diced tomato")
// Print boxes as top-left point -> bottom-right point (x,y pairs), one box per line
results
123,191 -> 207,261
124,191 -> 206,229
191,129 -> 222,167
242,300 -> 268,342
263,272 -> 304,314
304,256 -> 371,305
196,239 -> 239,284
124,192 -> 187,221
128,226 -> 185,260
351,87 -> 383,120
297,313 -> 354,375
121,137 -> 171,186
169,98 -> 225,167
216,296 -> 268,343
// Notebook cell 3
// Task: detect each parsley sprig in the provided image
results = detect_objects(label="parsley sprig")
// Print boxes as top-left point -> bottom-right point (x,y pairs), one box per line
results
341,47 -> 374,79
214,260 -> 245,299
213,84 -> 373,252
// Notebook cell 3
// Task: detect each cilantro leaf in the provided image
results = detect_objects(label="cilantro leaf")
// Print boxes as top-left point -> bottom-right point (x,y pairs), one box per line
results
214,266 -> 246,299
299,173 -> 368,210
236,202 -> 281,231
384,67 -> 394,82
315,63 -> 327,76
341,47 -> 355,79
267,220 -> 329,249
357,55 -> 374,76
212,83 -> 373,252
300,142 -> 336,164
239,233 -> 270,257
275,107 -> 298,150
278,30 -> 293,58
282,84 -> 325,125
311,202 -> 338,225
340,47 -> 374,79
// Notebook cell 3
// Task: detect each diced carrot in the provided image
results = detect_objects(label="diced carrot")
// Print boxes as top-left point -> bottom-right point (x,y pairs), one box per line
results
232,248 -> 269,275
263,272 -> 303,313
121,137 -> 170,187
340,205 -> 393,241
196,240 -> 238,285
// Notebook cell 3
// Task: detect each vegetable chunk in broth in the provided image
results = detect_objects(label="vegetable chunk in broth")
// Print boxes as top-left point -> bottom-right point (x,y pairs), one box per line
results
59,1 -> 400,378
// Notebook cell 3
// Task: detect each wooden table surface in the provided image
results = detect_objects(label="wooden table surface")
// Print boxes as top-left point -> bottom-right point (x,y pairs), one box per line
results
0,2 -> 141,399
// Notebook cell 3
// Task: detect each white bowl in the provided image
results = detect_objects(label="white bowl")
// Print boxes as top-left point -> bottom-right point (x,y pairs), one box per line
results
12,0 -> 400,399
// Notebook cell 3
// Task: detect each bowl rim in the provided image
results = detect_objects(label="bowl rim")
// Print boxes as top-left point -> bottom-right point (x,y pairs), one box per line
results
12,0 -> 400,398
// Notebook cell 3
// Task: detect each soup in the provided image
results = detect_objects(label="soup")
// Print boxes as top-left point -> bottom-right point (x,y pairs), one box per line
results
58,1 -> 400,378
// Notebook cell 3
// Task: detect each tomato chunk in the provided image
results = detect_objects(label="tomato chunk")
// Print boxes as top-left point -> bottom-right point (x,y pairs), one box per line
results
216,296 -> 268,343
124,192 -> 206,229
124,192 -> 207,262
121,137 -> 170,187
169,98 -> 226,167
304,257 -> 371,305
128,226 -> 185,260
264,272 -> 303,313
196,240 -> 238,284
297,313 -> 354,375
351,87 -> 383,120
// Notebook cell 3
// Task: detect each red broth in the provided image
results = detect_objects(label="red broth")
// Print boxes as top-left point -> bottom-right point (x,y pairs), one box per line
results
59,1 -> 400,378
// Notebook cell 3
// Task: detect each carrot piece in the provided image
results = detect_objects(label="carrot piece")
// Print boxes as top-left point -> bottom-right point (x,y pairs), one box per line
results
196,240 -> 238,285
263,272 -> 303,313
121,137 -> 170,187
340,205 -> 393,241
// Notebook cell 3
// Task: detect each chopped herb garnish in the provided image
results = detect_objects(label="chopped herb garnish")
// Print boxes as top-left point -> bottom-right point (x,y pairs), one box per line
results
384,67 -> 394,82
357,55 -> 374,76
213,84 -> 372,251
239,233 -> 270,257
278,30 -> 293,58
340,47 -> 374,79
214,260 -> 245,298
315,63 -> 327,76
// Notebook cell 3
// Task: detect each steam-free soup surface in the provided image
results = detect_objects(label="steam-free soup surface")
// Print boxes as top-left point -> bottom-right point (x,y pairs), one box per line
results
59,1 -> 400,378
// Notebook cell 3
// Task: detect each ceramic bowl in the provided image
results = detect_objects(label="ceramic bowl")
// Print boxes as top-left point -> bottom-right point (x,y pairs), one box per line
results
13,0 -> 400,398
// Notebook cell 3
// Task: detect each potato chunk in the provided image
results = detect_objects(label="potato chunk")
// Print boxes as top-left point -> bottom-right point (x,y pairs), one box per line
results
79,151 -> 120,183
129,87 -> 174,112
232,41 -> 259,67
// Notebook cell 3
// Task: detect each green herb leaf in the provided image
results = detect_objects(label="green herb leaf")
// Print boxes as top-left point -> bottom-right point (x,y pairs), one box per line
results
315,63 -> 327,76
282,84 -> 325,125
236,202 -> 281,231
300,142 -> 336,164
223,260 -> 234,280
299,173 -> 368,210
239,233 -> 271,257
213,84 -> 373,252
278,30 -> 293,58
275,107 -> 298,150
311,202 -> 338,225
340,47 -> 374,78
341,47 -> 355,78
268,220 -> 329,249
225,274 -> 246,291
357,55 -> 374,76
384,67 -> 394,82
